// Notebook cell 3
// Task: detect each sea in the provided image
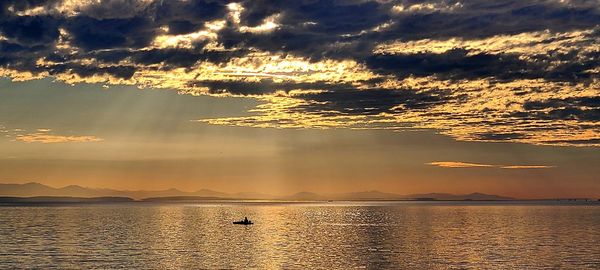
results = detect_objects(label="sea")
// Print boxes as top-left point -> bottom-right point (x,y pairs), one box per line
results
1,201 -> 599,269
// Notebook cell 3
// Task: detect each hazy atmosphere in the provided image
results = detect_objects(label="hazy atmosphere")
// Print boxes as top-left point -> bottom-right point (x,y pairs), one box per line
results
0,0 -> 599,198
1,79 -> 599,198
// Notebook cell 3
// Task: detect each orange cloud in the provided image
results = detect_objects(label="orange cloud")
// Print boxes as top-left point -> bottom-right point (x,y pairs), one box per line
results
428,161 -> 555,169
15,133 -> 103,144
427,161 -> 494,168
500,165 -> 556,169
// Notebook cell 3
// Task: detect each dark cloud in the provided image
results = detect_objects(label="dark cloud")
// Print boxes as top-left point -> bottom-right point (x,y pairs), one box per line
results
216,0 -> 600,62
473,132 -> 529,141
239,0 -> 388,32
1,15 -> 60,45
65,16 -> 157,50
366,49 -> 540,80
152,0 -> 228,24
516,108 -> 600,122
217,0 -> 390,61
0,0 -> 234,75
166,20 -> 203,35
0,0 -> 57,16
1,0 -> 598,81
375,1 -> 599,41
533,50 -> 599,82
542,138 -> 600,145
0,0 -> 598,146
130,48 -> 238,67
191,79 -> 452,115
190,79 -> 353,95
48,63 -> 136,79
517,97 -> 600,121
293,88 -> 452,115
0,41 -> 45,54
524,97 -> 600,110
366,48 -> 600,82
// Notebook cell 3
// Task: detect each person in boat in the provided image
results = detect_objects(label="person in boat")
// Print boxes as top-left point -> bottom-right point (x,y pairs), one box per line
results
244,217 -> 249,223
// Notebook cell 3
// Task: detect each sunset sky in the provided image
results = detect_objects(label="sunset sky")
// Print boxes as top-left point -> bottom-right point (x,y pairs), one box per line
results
0,0 -> 599,198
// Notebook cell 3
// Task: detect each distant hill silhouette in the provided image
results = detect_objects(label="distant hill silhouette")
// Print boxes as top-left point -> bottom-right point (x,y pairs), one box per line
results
0,196 -> 134,203
0,182 -> 515,201
332,190 -> 402,200
284,192 -> 324,200
0,182 -> 228,200
142,196 -> 230,202
401,192 -> 513,201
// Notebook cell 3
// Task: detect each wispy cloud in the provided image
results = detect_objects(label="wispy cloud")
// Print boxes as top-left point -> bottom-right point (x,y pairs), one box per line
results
427,161 -> 495,168
428,161 -> 555,169
15,133 -> 103,144
500,165 -> 556,169
1,124 -> 102,144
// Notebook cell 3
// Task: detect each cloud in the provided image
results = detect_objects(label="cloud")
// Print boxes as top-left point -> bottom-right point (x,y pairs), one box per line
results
500,165 -> 556,169
0,0 -> 598,146
64,16 -> 157,51
427,161 -> 495,168
15,133 -> 103,143
366,49 -> 546,81
428,161 -> 555,169
518,96 -> 600,121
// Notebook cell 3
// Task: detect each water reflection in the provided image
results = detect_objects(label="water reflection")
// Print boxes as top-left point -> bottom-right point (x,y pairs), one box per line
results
0,202 -> 599,269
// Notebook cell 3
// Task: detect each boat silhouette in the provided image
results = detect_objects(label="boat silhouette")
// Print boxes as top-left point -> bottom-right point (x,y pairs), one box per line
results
233,217 -> 253,225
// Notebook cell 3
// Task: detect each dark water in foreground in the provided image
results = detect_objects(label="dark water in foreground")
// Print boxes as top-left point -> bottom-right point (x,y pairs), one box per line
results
1,201 -> 599,269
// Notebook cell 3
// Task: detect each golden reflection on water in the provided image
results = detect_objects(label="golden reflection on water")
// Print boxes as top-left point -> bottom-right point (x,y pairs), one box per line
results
1,202 -> 599,269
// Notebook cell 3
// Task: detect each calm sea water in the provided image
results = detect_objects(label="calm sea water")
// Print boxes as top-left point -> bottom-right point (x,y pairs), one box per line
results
1,201 -> 599,269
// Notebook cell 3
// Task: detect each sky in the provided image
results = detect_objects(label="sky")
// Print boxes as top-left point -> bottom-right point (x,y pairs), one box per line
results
0,0 -> 599,198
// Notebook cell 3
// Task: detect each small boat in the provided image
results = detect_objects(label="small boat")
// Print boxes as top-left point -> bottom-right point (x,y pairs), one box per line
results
233,217 -> 253,225
233,220 -> 253,225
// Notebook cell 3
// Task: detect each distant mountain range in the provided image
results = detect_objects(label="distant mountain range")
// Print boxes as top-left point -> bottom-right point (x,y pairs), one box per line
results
0,196 -> 134,203
0,182 -> 231,200
0,182 -> 515,201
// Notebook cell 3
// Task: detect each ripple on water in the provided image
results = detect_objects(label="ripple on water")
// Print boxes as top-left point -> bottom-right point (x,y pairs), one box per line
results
0,203 -> 599,269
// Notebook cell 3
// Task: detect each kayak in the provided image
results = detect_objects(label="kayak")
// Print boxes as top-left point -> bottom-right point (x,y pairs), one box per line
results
233,221 -> 253,225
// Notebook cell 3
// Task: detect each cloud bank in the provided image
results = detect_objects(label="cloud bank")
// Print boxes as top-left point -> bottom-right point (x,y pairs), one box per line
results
0,0 -> 599,146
